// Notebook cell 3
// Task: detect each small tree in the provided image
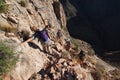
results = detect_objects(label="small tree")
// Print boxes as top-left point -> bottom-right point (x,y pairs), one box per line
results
0,0 -> 8,13
20,0 -> 26,7
0,41 -> 17,75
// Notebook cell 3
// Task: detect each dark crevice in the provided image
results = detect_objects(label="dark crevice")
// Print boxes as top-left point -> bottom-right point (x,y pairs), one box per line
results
52,1 -> 61,20
60,0 -> 120,61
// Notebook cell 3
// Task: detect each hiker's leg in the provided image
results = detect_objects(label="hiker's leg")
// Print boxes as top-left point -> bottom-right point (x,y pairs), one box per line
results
42,43 -> 47,53
43,42 -> 50,53
47,41 -> 53,54
45,43 -> 50,53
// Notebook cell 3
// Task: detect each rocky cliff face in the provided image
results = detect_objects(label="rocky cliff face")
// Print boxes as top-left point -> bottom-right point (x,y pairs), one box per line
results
0,0 -> 66,79
0,0 -> 120,80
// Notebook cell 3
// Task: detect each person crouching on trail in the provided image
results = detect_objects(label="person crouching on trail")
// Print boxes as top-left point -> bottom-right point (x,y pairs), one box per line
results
20,26 -> 51,53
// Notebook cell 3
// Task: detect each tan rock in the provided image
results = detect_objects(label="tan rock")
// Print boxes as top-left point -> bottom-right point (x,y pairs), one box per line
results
7,16 -> 18,24
63,61 -> 68,67
58,58 -> 66,64
50,66 -> 55,73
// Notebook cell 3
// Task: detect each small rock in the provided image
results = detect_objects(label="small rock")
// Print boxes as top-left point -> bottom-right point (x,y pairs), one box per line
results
5,32 -> 15,37
58,58 -> 66,64
7,16 -> 18,24
63,62 -> 68,67
1,13 -> 7,19
69,61 -> 74,66
55,42 -> 63,52
50,67 -> 55,73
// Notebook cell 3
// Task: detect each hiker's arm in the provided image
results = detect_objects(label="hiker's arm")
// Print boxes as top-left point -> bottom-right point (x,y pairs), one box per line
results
20,37 -> 33,45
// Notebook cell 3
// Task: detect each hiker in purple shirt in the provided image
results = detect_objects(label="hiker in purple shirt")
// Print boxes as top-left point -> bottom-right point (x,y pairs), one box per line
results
20,26 -> 51,53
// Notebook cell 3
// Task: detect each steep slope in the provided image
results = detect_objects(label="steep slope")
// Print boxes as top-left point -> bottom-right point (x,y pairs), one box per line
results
0,0 -> 120,80
0,0 -> 65,79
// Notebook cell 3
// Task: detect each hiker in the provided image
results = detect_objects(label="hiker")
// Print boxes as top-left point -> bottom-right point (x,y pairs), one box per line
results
78,50 -> 86,66
64,38 -> 72,52
78,51 -> 93,70
57,29 -> 63,45
20,26 -> 51,53
79,50 -> 86,61
57,29 -> 63,39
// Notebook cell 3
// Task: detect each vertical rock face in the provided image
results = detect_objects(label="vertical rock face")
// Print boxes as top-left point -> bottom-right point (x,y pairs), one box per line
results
60,0 -> 120,54
11,44 -> 48,80
4,0 -> 66,31
0,0 -> 66,80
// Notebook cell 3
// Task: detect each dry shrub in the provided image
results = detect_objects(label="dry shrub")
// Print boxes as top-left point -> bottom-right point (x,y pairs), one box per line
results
0,23 -> 15,33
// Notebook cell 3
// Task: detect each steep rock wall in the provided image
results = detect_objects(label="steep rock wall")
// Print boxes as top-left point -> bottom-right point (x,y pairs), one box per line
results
0,0 -> 66,79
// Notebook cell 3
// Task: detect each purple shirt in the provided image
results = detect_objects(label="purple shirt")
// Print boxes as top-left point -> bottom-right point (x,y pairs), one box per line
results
32,30 -> 49,42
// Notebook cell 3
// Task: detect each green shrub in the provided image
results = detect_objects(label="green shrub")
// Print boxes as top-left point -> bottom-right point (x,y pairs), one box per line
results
70,37 -> 80,52
0,78 -> 2,80
0,0 -> 8,13
87,49 -> 95,56
20,0 -> 26,7
61,51 -> 71,59
0,23 -> 15,33
2,26 -> 14,33
0,41 -> 17,75
0,77 -> 2,80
